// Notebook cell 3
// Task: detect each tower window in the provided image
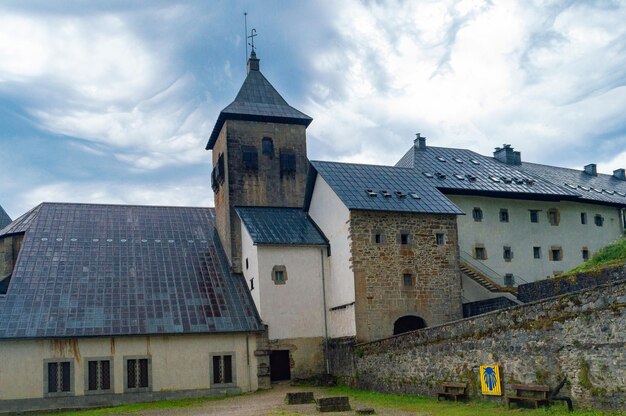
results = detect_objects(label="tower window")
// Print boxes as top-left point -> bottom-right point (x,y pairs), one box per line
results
242,146 -> 258,171
372,230 -> 384,244
211,153 -> 225,192
262,137 -> 274,156
499,209 -> 509,222
280,149 -> 296,176
435,232 -> 445,245
580,212 -> 587,224
472,207 -> 483,221
529,210 -> 539,223
400,232 -> 411,245
403,273 -> 414,287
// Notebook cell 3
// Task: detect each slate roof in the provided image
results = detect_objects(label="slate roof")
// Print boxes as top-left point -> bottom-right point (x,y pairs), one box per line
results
0,203 -> 264,339
307,160 -> 464,215
0,204 -> 11,229
206,53 -> 312,150
397,146 -> 580,199
236,207 -> 328,246
516,162 -> 626,206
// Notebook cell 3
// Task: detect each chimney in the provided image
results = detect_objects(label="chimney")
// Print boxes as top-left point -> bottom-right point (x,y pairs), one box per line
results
584,163 -> 597,176
613,168 -> 626,180
414,133 -> 426,151
493,144 -> 521,165
247,50 -> 260,73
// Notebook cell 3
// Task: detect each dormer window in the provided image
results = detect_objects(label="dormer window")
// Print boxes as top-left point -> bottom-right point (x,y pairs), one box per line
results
242,146 -> 258,171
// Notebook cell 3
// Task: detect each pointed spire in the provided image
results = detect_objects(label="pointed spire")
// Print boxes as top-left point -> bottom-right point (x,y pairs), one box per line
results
247,50 -> 259,73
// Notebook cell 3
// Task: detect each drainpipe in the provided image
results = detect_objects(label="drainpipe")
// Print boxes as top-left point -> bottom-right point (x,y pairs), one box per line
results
246,335 -> 251,392
320,248 -> 330,374
621,208 -> 625,234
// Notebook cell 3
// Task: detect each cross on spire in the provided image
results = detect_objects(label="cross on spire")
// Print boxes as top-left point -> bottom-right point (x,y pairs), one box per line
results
248,28 -> 258,53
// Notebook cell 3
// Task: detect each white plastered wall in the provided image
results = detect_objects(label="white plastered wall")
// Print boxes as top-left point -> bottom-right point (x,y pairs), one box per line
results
308,176 -> 356,338
0,333 -> 258,401
450,195 -> 624,293
241,225 -> 261,315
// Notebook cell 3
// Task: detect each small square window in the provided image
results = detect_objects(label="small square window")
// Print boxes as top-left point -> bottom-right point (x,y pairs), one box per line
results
375,233 -> 382,244
472,207 -> 483,222
581,212 -> 587,224
594,215 -> 604,227
533,246 -> 541,259
504,273 -> 515,287
403,273 -> 414,287
400,233 -> 410,245
550,248 -> 563,262
435,233 -> 445,245
530,210 -> 539,223
212,354 -> 235,386
503,246 -> 513,261
86,359 -> 112,393
547,208 -> 560,226
499,209 -> 509,222
474,246 -> 486,260
125,357 -> 150,392
272,265 -> 288,285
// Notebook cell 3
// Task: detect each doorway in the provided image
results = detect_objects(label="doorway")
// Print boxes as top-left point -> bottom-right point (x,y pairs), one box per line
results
270,350 -> 291,381
393,315 -> 427,335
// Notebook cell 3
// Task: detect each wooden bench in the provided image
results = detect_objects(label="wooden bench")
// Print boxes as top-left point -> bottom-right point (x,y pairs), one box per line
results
506,383 -> 550,409
437,382 -> 468,402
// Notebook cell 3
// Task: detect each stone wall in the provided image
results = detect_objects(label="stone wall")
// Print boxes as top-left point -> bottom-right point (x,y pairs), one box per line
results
350,211 -> 463,342
327,337 -> 356,384
517,264 -> 626,303
346,279 -> 626,410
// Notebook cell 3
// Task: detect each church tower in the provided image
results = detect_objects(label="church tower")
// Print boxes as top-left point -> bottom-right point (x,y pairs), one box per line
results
206,51 -> 312,273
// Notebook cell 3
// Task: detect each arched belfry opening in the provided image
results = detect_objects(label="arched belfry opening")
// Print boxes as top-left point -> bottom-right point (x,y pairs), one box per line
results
393,315 -> 427,335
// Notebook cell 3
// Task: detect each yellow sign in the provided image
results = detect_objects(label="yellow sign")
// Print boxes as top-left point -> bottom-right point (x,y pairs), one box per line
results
480,365 -> 502,396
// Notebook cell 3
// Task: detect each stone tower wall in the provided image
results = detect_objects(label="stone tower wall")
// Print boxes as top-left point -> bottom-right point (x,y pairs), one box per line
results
349,211 -> 463,342
212,119 -> 308,273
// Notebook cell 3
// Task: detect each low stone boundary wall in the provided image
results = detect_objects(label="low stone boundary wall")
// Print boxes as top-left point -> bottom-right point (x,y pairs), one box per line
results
347,279 -> 626,410
517,264 -> 625,303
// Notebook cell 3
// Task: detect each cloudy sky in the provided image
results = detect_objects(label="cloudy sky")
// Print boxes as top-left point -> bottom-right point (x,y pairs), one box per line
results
1,0 -> 625,219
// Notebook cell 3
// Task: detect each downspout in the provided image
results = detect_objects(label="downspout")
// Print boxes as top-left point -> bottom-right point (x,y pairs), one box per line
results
321,248 -> 330,374
246,335 -> 251,392
621,208 -> 625,234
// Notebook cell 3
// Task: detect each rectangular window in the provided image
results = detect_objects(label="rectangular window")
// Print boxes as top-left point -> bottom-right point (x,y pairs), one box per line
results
262,137 -> 274,155
472,207 -> 483,221
242,146 -> 258,171
548,208 -> 560,226
504,273 -> 515,287
582,248 -> 590,261
549,247 -> 563,262
533,246 -> 541,259
529,210 -> 539,223
403,273 -> 413,287
474,246 -> 486,260
499,209 -> 509,222
279,150 -> 296,176
274,270 -> 285,284
435,233 -> 445,245
46,361 -> 72,394
581,212 -> 587,224
400,233 -> 410,245
503,246 -> 513,261
126,358 -> 150,391
594,214 -> 604,227
87,359 -> 111,392
250,278 -> 254,290
212,354 -> 234,385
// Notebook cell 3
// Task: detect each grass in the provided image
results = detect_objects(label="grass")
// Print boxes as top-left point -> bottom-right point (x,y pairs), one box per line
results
31,395 -> 233,416
566,237 -> 626,276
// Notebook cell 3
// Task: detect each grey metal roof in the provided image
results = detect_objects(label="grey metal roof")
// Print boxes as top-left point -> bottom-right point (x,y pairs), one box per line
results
0,204 -> 11,230
0,203 -> 263,339
236,207 -> 328,246
206,54 -> 312,150
516,162 -> 626,205
397,146 -> 582,199
0,204 -> 40,235
308,161 -> 464,215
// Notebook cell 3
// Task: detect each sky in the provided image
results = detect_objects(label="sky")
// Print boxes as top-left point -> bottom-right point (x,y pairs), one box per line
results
1,0 -> 626,219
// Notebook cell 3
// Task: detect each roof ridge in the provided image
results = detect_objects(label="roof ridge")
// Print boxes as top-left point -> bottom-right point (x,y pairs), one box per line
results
310,159 -> 414,170
36,202 -> 214,210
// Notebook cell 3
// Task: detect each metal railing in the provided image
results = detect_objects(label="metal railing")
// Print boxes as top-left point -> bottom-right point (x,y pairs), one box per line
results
459,251 -> 528,288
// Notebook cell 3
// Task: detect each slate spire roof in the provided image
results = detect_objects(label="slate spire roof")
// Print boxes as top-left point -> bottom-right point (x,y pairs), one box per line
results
206,51 -> 312,150
0,204 -> 11,230
0,203 -> 264,339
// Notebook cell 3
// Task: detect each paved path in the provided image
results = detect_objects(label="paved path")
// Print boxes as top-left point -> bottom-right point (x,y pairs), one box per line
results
134,383 -> 425,416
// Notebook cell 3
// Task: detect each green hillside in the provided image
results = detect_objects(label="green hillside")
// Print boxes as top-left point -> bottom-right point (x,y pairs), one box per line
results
566,237 -> 626,275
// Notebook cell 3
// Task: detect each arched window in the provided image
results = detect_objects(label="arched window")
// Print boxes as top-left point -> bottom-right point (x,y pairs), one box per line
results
393,315 -> 427,335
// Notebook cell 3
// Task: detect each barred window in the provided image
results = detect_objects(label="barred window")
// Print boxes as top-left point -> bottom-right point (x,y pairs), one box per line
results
499,209 -> 509,222
594,214 -> 604,227
279,150 -> 296,176
472,207 -> 483,221
242,146 -> 258,171
212,354 -> 234,385
126,358 -> 150,391
87,359 -> 111,392
47,361 -> 71,394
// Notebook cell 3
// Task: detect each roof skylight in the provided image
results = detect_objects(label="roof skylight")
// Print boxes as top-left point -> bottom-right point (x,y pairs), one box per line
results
490,176 -> 501,182
453,158 -> 463,163
422,172 -> 434,178
470,159 -> 481,165
453,174 -> 465,180
436,156 -> 447,162
409,192 -> 421,199
366,189 -> 377,197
